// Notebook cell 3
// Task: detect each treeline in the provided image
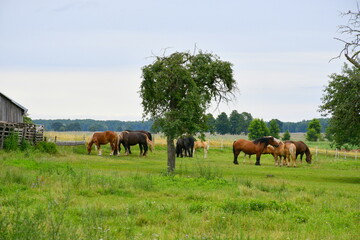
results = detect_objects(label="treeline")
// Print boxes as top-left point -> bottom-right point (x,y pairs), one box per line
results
206,111 -> 329,135
33,119 -> 153,132
34,111 -> 329,134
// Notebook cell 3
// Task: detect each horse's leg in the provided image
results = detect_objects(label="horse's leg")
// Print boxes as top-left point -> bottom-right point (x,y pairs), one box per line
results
255,153 -> 261,165
139,144 -> 143,156
143,143 -> 148,156
97,144 -> 102,156
109,142 -> 114,156
300,153 -> 304,163
233,149 -> 241,165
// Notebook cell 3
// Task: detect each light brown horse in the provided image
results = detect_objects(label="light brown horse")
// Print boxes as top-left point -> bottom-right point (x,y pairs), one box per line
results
87,131 -> 119,156
285,140 -> 312,163
273,141 -> 297,167
193,140 -> 209,158
233,136 -> 280,165
243,145 -> 275,164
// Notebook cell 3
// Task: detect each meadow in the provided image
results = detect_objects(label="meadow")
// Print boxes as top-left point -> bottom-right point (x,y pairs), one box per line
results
0,133 -> 359,239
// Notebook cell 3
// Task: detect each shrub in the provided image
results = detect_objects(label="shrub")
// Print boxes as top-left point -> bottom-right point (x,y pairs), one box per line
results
20,139 -> 32,151
36,142 -> 58,154
3,132 -> 19,151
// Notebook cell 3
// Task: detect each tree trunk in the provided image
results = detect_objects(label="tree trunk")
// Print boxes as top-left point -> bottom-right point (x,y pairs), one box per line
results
167,137 -> 176,172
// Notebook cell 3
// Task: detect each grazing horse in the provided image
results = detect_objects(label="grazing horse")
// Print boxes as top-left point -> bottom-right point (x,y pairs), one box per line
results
124,130 -> 154,153
87,131 -> 119,156
233,136 -> 280,165
118,131 -> 153,156
243,145 -> 275,164
193,140 -> 210,158
176,135 -> 195,157
285,141 -> 312,163
273,141 -> 297,167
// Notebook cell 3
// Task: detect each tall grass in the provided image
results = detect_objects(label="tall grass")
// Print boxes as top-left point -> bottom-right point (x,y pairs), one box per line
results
0,142 -> 358,239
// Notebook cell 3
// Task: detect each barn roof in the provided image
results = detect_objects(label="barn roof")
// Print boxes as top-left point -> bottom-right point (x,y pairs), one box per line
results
0,92 -> 28,114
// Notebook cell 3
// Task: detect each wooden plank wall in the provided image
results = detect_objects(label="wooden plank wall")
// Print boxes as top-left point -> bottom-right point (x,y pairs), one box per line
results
0,121 -> 44,149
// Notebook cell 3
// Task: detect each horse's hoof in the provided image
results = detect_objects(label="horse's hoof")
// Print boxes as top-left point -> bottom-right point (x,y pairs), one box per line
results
255,163 -> 261,166
233,161 -> 239,165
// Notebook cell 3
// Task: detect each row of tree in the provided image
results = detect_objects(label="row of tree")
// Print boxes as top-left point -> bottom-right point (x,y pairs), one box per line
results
33,114 -> 328,135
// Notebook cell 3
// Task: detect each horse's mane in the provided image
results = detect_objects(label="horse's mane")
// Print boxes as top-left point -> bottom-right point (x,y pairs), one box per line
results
252,136 -> 273,144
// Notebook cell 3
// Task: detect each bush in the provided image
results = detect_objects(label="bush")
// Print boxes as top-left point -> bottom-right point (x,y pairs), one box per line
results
36,142 -> 58,154
3,132 -> 19,151
19,139 -> 32,151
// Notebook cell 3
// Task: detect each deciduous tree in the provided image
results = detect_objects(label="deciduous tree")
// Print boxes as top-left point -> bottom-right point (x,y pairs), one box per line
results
248,119 -> 270,140
320,64 -> 360,147
140,50 -> 237,172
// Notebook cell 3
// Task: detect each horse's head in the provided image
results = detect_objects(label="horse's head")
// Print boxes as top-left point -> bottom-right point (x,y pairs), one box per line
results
306,153 -> 312,164
268,136 -> 280,147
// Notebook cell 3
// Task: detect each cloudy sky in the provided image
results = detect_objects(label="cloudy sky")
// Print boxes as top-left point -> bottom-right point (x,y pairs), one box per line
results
0,0 -> 355,122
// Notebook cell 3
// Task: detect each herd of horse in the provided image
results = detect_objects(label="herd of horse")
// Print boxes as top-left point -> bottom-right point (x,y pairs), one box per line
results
87,131 -> 311,167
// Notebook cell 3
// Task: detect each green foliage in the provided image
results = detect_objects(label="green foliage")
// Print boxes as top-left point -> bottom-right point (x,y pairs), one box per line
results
23,114 -> 33,124
19,139 -> 32,151
282,130 -> 291,140
229,110 -> 243,135
215,112 -> 230,135
140,50 -> 237,171
3,132 -> 19,151
268,119 -> 280,138
205,113 -> 216,133
248,119 -> 270,140
306,119 -> 321,141
36,142 -> 58,154
320,64 -> 360,147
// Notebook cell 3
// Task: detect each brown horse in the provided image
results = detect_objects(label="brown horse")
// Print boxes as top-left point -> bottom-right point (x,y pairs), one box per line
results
118,131 -> 153,156
285,141 -> 312,163
243,145 -> 275,164
87,131 -> 119,156
273,141 -> 297,167
193,140 -> 210,158
233,136 -> 280,165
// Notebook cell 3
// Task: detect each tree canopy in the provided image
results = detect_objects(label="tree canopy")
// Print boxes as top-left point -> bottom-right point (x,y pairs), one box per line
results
320,64 -> 360,147
140,50 -> 237,171
248,119 -> 270,140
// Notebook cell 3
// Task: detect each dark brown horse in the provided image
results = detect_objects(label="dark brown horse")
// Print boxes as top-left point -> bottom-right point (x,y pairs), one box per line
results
123,130 -> 154,153
233,136 -> 280,165
285,141 -> 312,163
87,131 -> 119,156
118,131 -> 153,156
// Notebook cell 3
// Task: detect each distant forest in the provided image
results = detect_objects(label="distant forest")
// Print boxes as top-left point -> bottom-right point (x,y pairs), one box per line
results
33,117 -> 329,133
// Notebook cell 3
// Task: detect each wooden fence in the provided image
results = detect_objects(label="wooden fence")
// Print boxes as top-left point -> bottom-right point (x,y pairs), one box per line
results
0,121 -> 44,149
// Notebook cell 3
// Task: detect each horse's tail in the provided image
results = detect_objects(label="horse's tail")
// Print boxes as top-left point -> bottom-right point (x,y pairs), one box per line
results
146,135 -> 154,152
87,133 -> 95,154
206,141 -> 210,150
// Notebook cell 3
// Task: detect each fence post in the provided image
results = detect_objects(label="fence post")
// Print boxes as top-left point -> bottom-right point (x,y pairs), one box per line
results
335,149 -> 338,158
316,146 -> 318,158
344,150 -> 347,159
221,139 -> 223,149
356,151 -> 358,160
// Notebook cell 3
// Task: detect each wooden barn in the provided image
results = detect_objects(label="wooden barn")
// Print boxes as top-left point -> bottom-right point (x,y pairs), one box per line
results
0,92 -> 28,123
0,92 -> 43,149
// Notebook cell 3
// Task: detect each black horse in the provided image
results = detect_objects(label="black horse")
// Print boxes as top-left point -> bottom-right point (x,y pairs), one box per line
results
122,130 -> 153,154
118,131 -> 150,156
176,135 -> 195,157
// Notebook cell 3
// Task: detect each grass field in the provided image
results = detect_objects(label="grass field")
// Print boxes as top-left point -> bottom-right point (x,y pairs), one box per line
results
0,135 -> 359,239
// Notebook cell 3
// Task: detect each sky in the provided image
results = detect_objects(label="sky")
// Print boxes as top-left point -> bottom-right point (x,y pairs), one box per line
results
0,0 -> 356,122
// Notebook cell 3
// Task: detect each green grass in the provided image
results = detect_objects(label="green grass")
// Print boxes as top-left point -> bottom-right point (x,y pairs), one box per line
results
0,144 -> 359,239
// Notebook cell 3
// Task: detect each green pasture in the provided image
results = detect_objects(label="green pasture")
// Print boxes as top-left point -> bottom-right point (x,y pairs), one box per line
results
0,144 -> 359,240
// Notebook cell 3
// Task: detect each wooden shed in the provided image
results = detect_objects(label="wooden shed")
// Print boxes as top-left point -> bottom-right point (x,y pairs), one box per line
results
0,92 -> 27,123
0,92 -> 43,149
